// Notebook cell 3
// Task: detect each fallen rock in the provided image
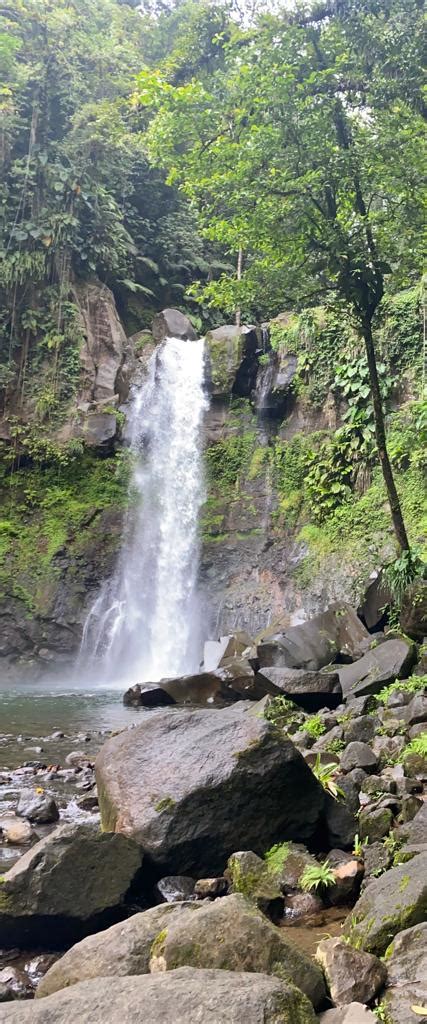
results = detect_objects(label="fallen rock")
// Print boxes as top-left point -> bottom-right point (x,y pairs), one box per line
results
152,308 -> 197,343
36,903 -> 199,997
400,578 -> 427,641
383,922 -> 427,1024
316,936 -> 386,1005
254,667 -> 342,711
257,604 -> 370,671
0,817 -> 32,846
343,852 -> 427,954
319,1005 -> 377,1023
340,742 -> 378,774
403,692 -> 427,727
337,639 -> 415,698
193,877 -> 228,898
5,968 -> 317,1023
149,893 -> 326,1007
155,876 -> 195,903
343,717 -> 376,745
325,777 -> 359,849
0,823 -> 144,948
226,851 -> 284,916
328,852 -> 364,905
95,704 -> 325,875
358,805 -> 393,843
203,633 -> 256,671
123,684 -> 174,708
16,792 -> 59,824
160,664 -> 258,704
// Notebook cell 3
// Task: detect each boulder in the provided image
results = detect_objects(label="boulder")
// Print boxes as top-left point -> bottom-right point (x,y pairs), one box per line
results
358,805 -> 393,843
2,969 -> 317,1024
399,802 -> 427,856
400,578 -> 427,641
123,684 -> 174,708
193,877 -> 228,898
257,604 -> 370,672
160,664 -> 259,705
149,893 -> 326,1008
316,937 -> 386,1005
403,692 -> 427,726
152,308 -> 197,343
155,876 -> 195,903
337,639 -> 415,698
0,817 -> 32,846
226,851 -> 284,916
254,667 -> 342,711
36,903 -> 198,997
16,792 -> 59,824
343,852 -> 427,954
383,922 -> 427,1024
95,704 -> 325,875
319,1005 -> 377,1023
340,743 -> 378,774
325,777 -> 359,849
327,852 -> 364,905
0,823 -> 143,948
203,633 -> 256,672
343,717 -> 376,745
205,325 -> 258,397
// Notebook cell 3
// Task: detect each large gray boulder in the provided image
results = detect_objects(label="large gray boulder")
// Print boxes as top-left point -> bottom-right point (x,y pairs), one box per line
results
343,852 -> 427,955
383,922 -> 427,1024
337,638 -> 415,698
152,308 -> 197,342
0,968 -> 317,1023
316,937 -> 386,1006
0,824 -> 143,948
148,893 -> 325,1008
257,604 -> 370,672
255,666 -> 342,711
96,704 -> 324,875
36,903 -> 199,998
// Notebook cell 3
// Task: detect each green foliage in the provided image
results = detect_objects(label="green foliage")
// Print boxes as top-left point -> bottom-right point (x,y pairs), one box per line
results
264,842 -> 290,875
311,755 -> 344,801
303,715 -> 326,740
377,676 -> 427,705
0,449 -> 130,614
399,733 -> 427,762
263,696 -> 300,730
300,860 -> 335,893
205,432 -> 256,492
383,548 -> 426,625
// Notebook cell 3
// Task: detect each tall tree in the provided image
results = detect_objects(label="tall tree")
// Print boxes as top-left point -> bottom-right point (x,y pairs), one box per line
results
143,0 -> 425,551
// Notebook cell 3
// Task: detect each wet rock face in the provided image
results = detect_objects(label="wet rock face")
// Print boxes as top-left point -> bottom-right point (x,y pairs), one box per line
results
96,704 -> 325,875
204,325 -> 259,398
1,968 -> 318,1024
400,578 -> 427,641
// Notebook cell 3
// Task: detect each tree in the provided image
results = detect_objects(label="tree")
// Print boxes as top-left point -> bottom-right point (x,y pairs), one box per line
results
143,0 -> 425,551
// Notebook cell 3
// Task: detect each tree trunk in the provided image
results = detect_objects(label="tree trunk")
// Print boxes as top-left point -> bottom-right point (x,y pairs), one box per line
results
362,317 -> 410,552
235,246 -> 243,328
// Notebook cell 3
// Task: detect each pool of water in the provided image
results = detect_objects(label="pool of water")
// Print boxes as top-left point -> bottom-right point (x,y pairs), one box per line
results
0,680 -> 143,769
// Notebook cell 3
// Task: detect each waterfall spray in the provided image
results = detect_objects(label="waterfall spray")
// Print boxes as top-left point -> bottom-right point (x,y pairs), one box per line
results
80,336 -> 208,684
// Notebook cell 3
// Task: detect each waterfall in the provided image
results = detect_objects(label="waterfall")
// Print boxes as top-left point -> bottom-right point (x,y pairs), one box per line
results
80,336 -> 208,685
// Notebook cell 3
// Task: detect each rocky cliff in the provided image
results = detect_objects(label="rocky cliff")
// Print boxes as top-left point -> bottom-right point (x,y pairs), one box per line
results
0,284 -> 424,679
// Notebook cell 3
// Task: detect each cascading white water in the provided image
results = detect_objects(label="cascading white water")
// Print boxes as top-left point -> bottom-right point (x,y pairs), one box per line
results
80,336 -> 208,684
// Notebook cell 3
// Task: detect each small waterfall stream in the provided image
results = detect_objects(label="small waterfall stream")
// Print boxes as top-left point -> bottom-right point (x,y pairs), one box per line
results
79,336 -> 208,684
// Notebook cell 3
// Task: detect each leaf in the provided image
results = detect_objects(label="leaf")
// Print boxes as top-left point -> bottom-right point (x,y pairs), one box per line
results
411,1008 -> 427,1016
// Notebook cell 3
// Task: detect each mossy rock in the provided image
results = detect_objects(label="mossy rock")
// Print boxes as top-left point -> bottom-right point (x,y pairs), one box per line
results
343,852 -> 427,955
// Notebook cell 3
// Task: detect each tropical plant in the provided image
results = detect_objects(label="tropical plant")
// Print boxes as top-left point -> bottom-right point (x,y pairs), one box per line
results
300,860 -> 335,893
311,755 -> 344,800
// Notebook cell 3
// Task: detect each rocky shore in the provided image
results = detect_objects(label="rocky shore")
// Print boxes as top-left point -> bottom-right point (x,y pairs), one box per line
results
0,591 -> 426,1022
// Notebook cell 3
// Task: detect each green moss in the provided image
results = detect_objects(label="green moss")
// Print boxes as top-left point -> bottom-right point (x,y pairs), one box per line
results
154,797 -> 175,813
0,449 -> 131,617
399,874 -> 410,893
150,928 -> 168,959
264,842 -> 290,875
